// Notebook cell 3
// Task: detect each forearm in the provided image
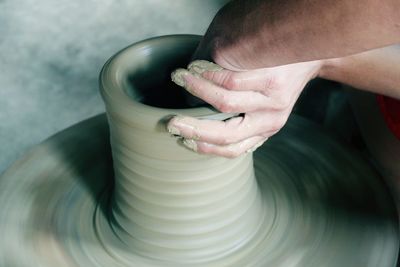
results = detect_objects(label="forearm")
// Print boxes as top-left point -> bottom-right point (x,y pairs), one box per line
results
207,0 -> 400,70
319,45 -> 400,99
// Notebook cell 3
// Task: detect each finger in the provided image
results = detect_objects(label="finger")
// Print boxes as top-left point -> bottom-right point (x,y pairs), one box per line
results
182,136 -> 267,158
171,69 -> 269,113
188,60 -> 273,92
167,112 -> 286,145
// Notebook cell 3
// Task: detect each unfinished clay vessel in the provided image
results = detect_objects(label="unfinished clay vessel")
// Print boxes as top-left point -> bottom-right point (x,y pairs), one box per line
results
100,34 -> 264,263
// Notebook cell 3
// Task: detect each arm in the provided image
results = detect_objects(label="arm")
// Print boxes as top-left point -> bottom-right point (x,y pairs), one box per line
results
320,45 -> 400,99
198,0 -> 400,70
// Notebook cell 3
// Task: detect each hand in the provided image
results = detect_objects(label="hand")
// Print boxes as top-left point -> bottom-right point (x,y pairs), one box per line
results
168,60 -> 323,158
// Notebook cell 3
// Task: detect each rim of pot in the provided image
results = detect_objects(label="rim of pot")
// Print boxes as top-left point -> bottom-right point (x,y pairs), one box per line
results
99,34 -> 218,132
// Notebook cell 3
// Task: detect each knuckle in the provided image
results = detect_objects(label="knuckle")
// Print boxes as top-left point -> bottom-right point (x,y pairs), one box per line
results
274,96 -> 291,110
224,148 -> 241,158
269,118 -> 286,132
214,121 -> 243,146
229,135 -> 242,145
196,143 -> 214,155
224,75 -> 240,89
214,101 -> 225,112
263,76 -> 277,91
216,99 -> 236,113
203,70 -> 218,81
218,135 -> 236,146
219,137 -> 230,146
196,146 -> 207,155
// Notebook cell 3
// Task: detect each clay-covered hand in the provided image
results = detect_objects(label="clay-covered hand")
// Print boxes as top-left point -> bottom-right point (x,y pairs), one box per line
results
168,60 -> 322,158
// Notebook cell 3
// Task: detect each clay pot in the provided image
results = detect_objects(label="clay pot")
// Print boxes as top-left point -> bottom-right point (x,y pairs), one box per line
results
99,35 -> 265,262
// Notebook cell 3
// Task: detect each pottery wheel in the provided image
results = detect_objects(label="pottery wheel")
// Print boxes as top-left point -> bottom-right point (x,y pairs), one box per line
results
0,113 -> 398,266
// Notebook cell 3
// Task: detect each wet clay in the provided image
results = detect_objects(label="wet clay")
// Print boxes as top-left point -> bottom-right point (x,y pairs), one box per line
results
0,35 -> 398,267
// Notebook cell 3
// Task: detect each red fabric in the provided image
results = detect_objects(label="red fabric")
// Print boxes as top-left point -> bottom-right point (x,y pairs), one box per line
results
377,95 -> 400,140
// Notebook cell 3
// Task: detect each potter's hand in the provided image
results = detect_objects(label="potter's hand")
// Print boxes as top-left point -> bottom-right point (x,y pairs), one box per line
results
168,60 -> 321,158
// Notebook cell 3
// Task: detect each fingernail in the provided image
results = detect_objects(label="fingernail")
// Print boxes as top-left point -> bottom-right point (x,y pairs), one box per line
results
189,65 -> 204,76
167,125 -> 180,135
183,139 -> 198,152
171,69 -> 189,87
167,115 -> 192,136
188,60 -> 223,74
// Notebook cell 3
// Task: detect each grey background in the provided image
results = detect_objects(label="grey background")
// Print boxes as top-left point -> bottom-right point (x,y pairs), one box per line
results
0,0 -> 230,173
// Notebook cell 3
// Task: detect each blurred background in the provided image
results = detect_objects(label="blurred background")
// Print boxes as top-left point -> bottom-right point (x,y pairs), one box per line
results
0,0 -> 232,172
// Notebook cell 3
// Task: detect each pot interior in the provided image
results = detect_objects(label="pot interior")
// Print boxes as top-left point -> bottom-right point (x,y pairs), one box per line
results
125,35 -> 204,109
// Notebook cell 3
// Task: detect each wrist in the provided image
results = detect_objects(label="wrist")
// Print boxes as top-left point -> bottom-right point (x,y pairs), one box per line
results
318,57 -> 344,81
